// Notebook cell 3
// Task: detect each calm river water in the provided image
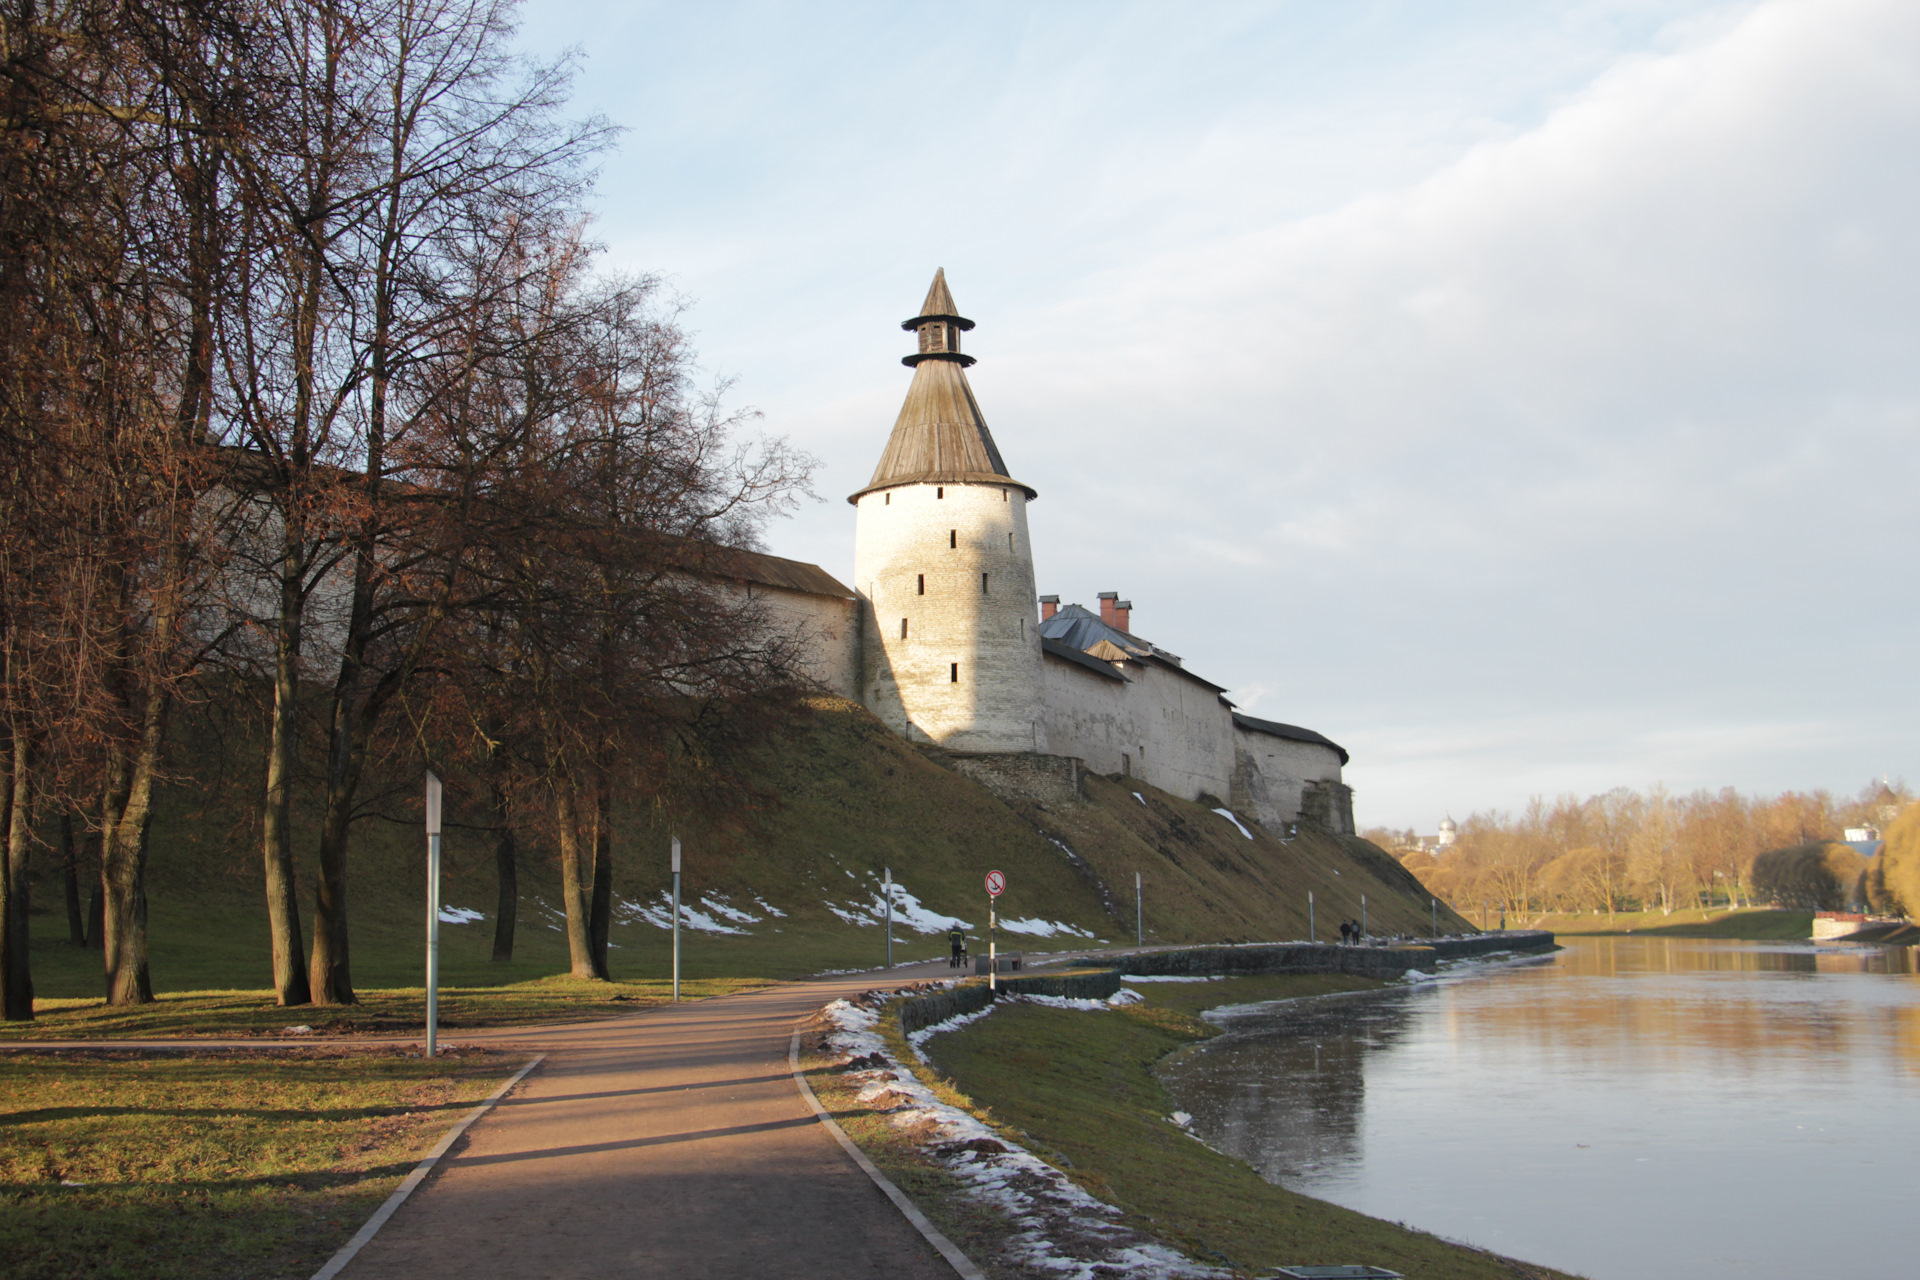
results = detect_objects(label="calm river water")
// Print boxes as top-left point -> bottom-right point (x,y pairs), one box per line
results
1157,937 -> 1920,1280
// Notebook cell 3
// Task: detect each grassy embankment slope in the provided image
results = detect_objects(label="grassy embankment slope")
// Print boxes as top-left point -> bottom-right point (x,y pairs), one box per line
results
806,975 -> 1577,1280
17,695 -> 1466,1034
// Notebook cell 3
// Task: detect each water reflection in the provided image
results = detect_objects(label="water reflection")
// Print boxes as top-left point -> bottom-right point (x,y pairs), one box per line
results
1157,939 -> 1920,1280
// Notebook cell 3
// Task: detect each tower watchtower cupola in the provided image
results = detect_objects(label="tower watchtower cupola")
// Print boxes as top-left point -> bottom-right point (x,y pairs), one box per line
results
902,267 -> 976,367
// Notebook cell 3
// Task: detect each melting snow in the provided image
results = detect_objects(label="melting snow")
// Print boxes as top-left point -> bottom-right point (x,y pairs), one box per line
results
1133,792 -> 1147,805
437,906 -> 485,924
997,917 -> 1097,938
1210,808 -> 1254,840
820,996 -> 1226,1278
827,878 -> 975,934
1120,974 -> 1218,983
616,892 -> 750,935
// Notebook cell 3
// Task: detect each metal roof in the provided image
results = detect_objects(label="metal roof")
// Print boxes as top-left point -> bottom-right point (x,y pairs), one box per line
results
1231,712 -> 1349,765
1041,636 -> 1129,681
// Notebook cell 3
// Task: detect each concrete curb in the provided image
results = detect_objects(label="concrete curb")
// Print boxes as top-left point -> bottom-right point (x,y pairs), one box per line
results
788,1027 -> 986,1280
309,1052 -> 546,1280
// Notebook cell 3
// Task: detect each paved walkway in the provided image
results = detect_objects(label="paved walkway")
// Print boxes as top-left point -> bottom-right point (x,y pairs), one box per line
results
337,966 -> 958,1280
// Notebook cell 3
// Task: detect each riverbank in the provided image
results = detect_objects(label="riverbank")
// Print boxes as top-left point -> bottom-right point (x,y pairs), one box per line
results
1519,907 -> 1811,940
806,967 -> 1579,1278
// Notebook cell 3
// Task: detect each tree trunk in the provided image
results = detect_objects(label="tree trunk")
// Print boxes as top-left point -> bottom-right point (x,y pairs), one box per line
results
0,726 -> 33,1020
61,812 -> 85,946
100,688 -> 167,1005
309,674 -> 376,1005
261,565 -> 310,1007
589,782 -> 613,978
555,784 -> 599,979
490,779 -> 516,962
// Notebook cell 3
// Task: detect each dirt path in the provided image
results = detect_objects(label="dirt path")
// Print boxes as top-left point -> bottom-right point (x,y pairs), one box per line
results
335,966 -> 958,1280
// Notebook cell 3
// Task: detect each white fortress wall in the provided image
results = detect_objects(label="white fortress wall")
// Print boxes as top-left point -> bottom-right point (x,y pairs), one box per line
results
1230,726 -> 1346,833
1040,651 -> 1235,803
736,581 -> 860,699
855,480 -> 1046,751
1040,649 -> 1137,776
1126,662 -> 1235,802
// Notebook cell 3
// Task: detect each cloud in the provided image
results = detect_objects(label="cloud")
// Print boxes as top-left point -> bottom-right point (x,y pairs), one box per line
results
530,0 -> 1919,826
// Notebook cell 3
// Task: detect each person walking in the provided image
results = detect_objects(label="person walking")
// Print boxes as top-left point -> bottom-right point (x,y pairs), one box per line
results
948,925 -> 966,968
1339,920 -> 1353,945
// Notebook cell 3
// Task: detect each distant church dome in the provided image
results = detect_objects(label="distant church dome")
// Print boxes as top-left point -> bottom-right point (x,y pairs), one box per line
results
1437,815 -> 1457,848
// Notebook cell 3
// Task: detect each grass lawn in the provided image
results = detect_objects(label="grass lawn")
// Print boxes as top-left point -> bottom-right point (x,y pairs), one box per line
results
0,974 -> 769,1042
1525,907 -> 1812,940
0,1047 -> 528,1280
810,975 -> 1578,1280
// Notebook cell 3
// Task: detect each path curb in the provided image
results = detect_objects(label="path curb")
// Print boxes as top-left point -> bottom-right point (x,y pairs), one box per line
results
788,1027 -> 986,1280
310,1052 -> 546,1280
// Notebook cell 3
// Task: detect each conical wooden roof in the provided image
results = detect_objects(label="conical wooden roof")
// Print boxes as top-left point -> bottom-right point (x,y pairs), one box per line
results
849,273 -> 1036,503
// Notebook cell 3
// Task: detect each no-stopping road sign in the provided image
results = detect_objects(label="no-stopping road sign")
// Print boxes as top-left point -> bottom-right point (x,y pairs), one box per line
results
985,870 -> 1005,898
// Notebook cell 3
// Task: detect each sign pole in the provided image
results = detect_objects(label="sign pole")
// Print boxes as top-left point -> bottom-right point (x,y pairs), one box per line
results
885,866 -> 893,968
671,836 -> 682,1003
988,899 -> 996,992
1135,871 -> 1142,947
424,772 -> 442,1058
984,869 -> 1005,992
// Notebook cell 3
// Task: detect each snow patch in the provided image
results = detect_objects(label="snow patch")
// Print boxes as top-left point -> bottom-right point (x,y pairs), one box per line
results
819,996 -> 1227,1278
826,877 -> 974,934
1210,808 -> 1254,840
436,906 -> 485,924
616,892 -> 749,935
1169,1111 -> 1193,1129
1133,791 -> 1147,805
1120,974 -> 1218,983
997,916 -> 1096,938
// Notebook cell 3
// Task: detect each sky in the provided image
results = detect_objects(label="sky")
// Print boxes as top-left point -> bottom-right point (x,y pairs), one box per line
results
511,0 -> 1918,830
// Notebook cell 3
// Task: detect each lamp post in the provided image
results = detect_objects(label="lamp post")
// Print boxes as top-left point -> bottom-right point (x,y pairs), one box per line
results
424,772 -> 442,1058
671,836 -> 681,1002
884,866 -> 894,968
1308,889 -> 1315,943
1135,871 -> 1142,947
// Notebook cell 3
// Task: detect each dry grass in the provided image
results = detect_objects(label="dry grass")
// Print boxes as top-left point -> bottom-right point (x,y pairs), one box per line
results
0,1047 -> 527,1279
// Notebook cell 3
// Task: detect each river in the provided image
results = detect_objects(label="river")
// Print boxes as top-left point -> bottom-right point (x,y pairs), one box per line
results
1156,936 -> 1920,1280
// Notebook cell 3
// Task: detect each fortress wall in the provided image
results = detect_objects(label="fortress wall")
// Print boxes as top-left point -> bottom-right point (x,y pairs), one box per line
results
854,481 -> 1047,751
1230,727 -> 1345,832
1041,654 -> 1234,803
1041,655 -> 1136,777
1127,662 -> 1235,802
741,582 -> 860,699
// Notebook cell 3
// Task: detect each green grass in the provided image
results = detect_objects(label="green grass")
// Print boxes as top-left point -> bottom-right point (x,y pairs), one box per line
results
0,1047 -> 526,1280
1527,908 -> 1812,940
807,976 -> 1577,1279
17,695 -> 1460,1034
0,974 -> 767,1041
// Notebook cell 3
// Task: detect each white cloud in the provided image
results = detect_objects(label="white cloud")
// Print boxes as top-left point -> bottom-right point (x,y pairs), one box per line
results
521,0 -> 1918,826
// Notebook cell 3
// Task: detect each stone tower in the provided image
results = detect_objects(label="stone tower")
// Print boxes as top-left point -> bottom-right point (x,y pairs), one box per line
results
851,271 -> 1048,752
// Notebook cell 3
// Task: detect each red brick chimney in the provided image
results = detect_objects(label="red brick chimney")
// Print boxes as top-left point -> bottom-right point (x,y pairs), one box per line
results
1038,594 -> 1059,620
1116,599 -> 1132,631
1098,591 -> 1132,631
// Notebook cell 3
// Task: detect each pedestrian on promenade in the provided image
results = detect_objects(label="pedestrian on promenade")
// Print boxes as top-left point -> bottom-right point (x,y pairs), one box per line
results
948,925 -> 966,967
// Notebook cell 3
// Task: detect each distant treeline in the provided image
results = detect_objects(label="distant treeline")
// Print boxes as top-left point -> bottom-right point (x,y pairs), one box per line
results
1373,781 -> 1912,917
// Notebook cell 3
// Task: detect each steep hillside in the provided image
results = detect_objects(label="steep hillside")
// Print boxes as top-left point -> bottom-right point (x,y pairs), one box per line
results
27,696 -> 1465,997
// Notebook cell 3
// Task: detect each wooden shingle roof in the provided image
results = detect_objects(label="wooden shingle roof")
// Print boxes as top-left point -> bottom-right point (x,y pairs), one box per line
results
849,272 -> 1037,503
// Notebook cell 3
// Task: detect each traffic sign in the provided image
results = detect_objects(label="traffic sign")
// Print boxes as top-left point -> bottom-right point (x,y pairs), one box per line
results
985,870 -> 1006,898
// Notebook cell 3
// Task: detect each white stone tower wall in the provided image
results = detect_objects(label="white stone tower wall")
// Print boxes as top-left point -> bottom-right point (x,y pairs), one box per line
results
855,481 -> 1048,752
